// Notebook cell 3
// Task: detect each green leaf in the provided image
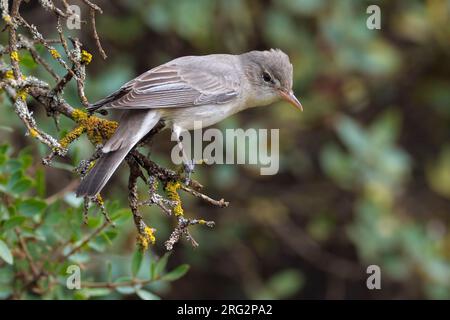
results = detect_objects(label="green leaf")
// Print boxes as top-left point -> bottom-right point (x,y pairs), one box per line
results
9,178 -> 33,194
51,161 -> 75,172
106,261 -> 113,283
87,240 -> 106,252
0,240 -> 13,265
131,249 -> 144,277
19,153 -> 33,170
161,264 -> 190,282
0,283 -> 13,299
369,111 -> 400,147
136,289 -> 160,300
266,269 -> 304,299
111,209 -> 131,225
99,229 -> 118,245
82,288 -> 111,298
0,152 -> 7,167
7,160 -> 24,174
150,259 -> 156,280
3,216 -> 26,230
116,286 -> 136,295
68,252 -> 89,264
87,216 -> 102,229
35,168 -> 46,197
0,144 -> 9,155
19,51 -> 38,69
17,199 -> 46,217
73,290 -> 89,300
336,116 -> 368,156
320,143 -> 354,188
114,277 -> 135,295
153,252 -> 171,279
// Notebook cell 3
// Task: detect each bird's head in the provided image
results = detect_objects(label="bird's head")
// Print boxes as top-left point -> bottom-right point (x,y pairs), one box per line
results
240,49 -> 302,111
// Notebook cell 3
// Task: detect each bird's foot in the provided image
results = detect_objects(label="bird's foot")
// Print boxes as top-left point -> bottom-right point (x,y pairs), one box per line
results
182,159 -> 195,184
181,159 -> 208,185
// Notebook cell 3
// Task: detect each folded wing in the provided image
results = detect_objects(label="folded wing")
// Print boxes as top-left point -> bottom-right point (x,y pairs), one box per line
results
88,60 -> 240,112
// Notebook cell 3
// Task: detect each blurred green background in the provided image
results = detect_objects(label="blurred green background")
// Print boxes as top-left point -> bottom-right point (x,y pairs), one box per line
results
1,0 -> 450,299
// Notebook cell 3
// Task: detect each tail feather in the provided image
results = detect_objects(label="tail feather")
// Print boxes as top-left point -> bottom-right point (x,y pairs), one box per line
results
75,148 -> 130,197
76,110 -> 160,197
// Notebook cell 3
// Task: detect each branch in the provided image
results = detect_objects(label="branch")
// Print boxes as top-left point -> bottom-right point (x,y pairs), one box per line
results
0,0 -> 229,253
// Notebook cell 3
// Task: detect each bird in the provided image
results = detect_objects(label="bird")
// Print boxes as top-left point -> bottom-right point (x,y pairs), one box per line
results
76,49 -> 302,197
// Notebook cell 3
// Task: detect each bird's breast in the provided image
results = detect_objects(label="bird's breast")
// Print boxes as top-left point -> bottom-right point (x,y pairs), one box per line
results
160,102 -> 243,131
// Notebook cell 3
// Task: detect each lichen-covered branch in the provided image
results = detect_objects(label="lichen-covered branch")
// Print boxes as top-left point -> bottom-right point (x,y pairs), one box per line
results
0,0 -> 228,251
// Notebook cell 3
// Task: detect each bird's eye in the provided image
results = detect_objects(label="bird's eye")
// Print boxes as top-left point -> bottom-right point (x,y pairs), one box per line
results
262,71 -> 272,83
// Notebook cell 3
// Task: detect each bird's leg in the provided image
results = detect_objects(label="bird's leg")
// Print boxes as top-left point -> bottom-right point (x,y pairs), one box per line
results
182,154 -> 195,184
173,126 -> 195,184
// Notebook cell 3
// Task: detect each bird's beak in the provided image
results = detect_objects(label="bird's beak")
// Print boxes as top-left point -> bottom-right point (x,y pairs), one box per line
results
279,90 -> 303,111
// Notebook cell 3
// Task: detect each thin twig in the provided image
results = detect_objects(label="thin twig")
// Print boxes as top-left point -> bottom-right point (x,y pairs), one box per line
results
181,185 -> 229,207
14,229 -> 40,277
89,8 -> 107,59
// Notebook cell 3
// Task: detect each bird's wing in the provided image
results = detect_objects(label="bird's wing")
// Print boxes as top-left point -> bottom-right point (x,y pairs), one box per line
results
90,60 -> 240,111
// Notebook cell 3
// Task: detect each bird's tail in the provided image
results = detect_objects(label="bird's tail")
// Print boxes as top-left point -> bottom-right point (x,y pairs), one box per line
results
76,110 -> 161,197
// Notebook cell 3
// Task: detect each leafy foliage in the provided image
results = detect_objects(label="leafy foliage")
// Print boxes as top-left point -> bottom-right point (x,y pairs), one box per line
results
1,0 -> 449,299
0,145 -> 189,299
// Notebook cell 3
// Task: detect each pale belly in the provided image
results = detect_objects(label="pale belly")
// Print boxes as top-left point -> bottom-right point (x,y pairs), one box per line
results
160,103 -> 244,131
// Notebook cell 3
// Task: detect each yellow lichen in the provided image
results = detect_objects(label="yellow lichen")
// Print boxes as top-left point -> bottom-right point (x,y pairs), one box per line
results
16,88 -> 28,101
137,226 -> 156,250
50,49 -> 60,59
28,128 -> 38,137
4,70 -> 14,80
66,109 -> 118,146
85,119 -> 118,145
3,70 -> 27,81
3,14 -> 12,25
10,51 -> 19,62
88,160 -> 96,170
96,194 -> 104,205
59,125 -> 86,148
71,109 -> 89,122
164,180 -> 184,216
80,50 -> 92,65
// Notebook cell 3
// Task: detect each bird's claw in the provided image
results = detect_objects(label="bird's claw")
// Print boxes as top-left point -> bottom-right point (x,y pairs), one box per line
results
183,159 -> 195,184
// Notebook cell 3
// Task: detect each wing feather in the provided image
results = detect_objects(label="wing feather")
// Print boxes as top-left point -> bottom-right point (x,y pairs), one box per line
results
97,59 -> 240,110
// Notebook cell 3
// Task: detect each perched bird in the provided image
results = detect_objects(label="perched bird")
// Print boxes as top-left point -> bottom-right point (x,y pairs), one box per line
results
76,49 -> 302,197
